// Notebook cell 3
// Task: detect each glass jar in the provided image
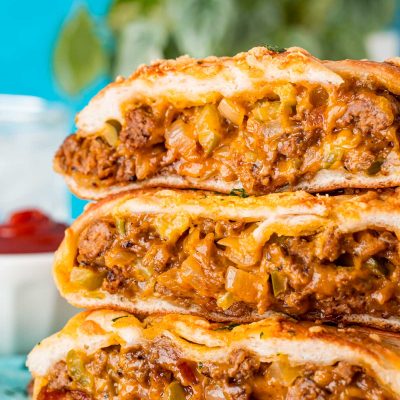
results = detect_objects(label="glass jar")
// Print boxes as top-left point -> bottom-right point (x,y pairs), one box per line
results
0,94 -> 70,222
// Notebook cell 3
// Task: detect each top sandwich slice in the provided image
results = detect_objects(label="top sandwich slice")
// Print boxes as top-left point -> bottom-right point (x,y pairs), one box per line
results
55,46 -> 400,200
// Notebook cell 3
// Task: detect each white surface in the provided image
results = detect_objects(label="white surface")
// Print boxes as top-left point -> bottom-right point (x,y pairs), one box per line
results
0,252 -> 75,355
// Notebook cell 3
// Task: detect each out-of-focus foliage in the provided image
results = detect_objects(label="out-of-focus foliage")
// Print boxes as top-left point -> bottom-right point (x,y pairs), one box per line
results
54,0 -> 395,94
53,6 -> 108,95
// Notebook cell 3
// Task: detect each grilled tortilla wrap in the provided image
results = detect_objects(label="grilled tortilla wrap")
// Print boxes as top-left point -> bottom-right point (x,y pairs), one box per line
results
55,188 -> 400,330
54,46 -> 400,200
27,310 -> 400,399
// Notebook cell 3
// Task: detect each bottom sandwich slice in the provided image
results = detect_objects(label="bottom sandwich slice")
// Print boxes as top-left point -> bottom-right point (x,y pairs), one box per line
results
28,310 -> 400,399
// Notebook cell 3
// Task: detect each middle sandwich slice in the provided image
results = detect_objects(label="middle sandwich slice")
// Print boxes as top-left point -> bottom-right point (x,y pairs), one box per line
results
55,188 -> 400,330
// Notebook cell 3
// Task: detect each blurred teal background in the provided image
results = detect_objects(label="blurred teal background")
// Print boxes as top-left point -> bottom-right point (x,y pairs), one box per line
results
0,1 -> 110,104
0,1 -> 111,220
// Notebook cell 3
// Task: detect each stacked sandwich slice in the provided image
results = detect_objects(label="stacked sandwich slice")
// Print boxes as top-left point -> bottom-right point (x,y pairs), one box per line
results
28,47 -> 400,399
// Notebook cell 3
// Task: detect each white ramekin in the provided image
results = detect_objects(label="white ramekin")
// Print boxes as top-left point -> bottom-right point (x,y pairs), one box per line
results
0,252 -> 76,355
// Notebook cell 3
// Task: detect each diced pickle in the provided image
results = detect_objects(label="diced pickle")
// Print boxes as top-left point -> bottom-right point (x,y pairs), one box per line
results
101,122 -> 119,147
196,104 -> 222,155
66,349 -> 94,389
322,148 -> 343,169
198,130 -> 221,156
165,381 -> 186,400
70,267 -> 104,290
364,257 -> 386,276
367,160 -> 383,175
271,271 -> 287,296
106,119 -> 122,133
115,217 -> 126,235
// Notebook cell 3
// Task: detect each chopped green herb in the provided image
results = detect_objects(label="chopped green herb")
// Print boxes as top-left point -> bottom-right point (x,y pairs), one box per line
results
198,362 -> 203,369
265,44 -> 286,53
112,315 -> 129,322
215,323 -> 240,331
229,188 -> 249,198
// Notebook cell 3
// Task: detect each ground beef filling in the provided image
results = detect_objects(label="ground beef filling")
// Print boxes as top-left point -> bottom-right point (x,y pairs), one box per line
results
72,215 -> 400,320
39,344 -> 393,400
55,84 -> 400,194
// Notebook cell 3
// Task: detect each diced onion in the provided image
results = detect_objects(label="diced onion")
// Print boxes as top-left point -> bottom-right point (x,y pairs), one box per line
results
225,266 -> 259,303
334,129 -> 361,150
180,256 -> 210,297
104,248 -> 136,268
165,119 -> 197,160
252,101 -> 280,122
371,281 -> 395,305
216,292 -> 235,310
267,357 -> 301,386
154,213 -> 191,242
134,261 -> 154,281
70,267 -> 104,291
204,385 -> 226,400
218,226 -> 262,267
218,98 -> 245,126
274,84 -> 297,106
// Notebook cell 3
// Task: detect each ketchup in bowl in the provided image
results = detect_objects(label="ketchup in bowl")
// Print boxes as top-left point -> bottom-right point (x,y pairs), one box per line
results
0,209 -> 68,254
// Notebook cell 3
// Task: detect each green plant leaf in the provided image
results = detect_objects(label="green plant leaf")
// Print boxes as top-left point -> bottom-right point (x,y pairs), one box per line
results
226,0 -> 284,54
166,0 -> 236,57
108,0 -> 162,31
54,6 -> 108,96
113,19 -> 167,77
275,27 -> 322,57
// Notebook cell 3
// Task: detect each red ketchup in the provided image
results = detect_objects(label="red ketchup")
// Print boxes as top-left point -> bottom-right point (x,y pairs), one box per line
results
0,209 -> 68,254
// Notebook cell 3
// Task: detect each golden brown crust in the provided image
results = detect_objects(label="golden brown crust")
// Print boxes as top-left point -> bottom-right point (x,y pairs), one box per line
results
323,58 -> 400,95
27,310 -> 400,399
61,167 -> 400,201
76,46 -> 343,133
76,46 -> 400,134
